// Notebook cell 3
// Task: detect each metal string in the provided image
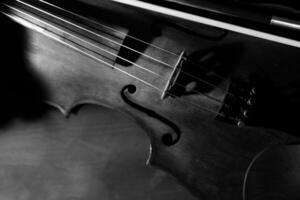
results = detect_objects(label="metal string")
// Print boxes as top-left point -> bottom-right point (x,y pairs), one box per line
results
38,0 -> 179,57
4,2 -> 239,121
39,0 -> 232,81
28,0 -> 238,98
9,4 -> 227,105
17,0 -> 173,68
3,11 -> 234,120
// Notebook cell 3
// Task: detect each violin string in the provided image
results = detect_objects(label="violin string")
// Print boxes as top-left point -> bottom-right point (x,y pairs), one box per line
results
19,0 -> 240,101
41,0 -> 236,89
39,0 -> 231,85
12,14 -> 233,119
39,0 -> 179,57
180,70 -> 234,97
3,7 -> 238,121
28,0 -> 239,99
3,11 -> 163,91
9,4 -> 226,105
6,3 -> 243,121
8,4 -> 163,76
17,0 -> 173,68
57,34 -> 232,119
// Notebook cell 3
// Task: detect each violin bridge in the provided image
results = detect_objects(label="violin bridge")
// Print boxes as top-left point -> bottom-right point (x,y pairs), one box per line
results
161,51 -> 186,99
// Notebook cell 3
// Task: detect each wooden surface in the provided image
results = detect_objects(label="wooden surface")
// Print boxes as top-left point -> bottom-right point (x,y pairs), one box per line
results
245,144 -> 300,200
0,105 -> 196,200
2,2 -> 300,199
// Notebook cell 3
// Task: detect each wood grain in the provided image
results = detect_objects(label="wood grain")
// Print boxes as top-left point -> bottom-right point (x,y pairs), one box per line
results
0,105 -> 196,200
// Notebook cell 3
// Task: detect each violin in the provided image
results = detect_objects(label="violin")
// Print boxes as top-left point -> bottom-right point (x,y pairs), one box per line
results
1,0 -> 300,199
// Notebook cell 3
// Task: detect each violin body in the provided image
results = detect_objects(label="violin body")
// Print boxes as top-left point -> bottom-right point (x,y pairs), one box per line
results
2,0 -> 300,199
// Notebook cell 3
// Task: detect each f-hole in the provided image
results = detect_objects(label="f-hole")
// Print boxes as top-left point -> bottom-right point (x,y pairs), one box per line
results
121,85 -> 181,146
